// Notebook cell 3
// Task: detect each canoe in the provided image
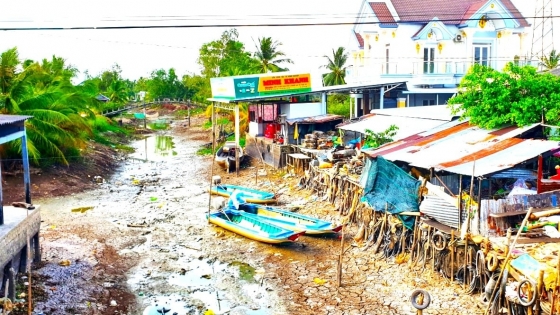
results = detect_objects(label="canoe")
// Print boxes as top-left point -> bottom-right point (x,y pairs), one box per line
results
210,184 -> 276,204
215,141 -> 245,172
207,209 -> 305,244
232,203 -> 343,235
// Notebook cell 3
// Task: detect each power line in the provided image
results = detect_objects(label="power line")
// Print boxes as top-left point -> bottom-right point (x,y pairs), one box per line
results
0,15 -> 559,31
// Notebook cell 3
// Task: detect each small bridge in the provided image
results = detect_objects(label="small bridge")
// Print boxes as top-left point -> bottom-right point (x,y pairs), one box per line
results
101,99 -> 207,117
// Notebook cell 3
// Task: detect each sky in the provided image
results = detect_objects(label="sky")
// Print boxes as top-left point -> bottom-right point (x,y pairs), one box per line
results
0,0 -> 556,82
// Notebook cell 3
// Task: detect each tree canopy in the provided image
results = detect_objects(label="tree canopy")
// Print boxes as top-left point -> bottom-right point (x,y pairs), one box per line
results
322,47 -> 348,86
448,62 -> 560,128
251,37 -> 292,73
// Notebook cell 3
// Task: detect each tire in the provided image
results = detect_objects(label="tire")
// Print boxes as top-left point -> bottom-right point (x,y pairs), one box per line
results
517,279 -> 537,307
410,289 -> 431,310
431,231 -> 447,251
486,252 -> 499,272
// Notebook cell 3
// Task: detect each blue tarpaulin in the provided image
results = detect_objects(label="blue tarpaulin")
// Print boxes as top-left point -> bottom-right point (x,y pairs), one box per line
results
359,156 -> 421,229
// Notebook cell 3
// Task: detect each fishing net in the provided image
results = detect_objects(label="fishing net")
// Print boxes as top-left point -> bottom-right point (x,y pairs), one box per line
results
359,156 -> 421,230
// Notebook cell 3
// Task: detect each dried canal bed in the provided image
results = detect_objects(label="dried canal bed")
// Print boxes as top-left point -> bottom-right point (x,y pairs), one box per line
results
29,118 -> 485,315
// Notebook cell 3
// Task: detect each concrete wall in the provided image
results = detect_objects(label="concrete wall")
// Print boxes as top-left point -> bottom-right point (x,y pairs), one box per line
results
280,102 -> 324,119
0,209 -> 40,270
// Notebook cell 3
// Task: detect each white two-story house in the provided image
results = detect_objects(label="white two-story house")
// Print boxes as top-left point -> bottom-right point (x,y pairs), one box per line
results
346,0 -> 530,115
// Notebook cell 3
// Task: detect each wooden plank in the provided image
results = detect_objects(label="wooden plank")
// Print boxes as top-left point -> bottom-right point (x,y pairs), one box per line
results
422,218 -> 458,235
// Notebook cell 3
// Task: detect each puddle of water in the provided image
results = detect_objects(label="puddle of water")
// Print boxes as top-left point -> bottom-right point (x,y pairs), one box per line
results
169,259 -> 226,288
229,261 -> 256,282
130,135 -> 177,162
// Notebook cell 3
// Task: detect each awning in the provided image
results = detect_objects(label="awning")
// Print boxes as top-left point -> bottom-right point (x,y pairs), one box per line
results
209,79 -> 406,103
286,114 -> 343,125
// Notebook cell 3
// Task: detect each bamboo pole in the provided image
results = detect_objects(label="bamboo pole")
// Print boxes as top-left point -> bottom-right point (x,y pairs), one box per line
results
484,208 -> 534,315
450,230 -> 455,283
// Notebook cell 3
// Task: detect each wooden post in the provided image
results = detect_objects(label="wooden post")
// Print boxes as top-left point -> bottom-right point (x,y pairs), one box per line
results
450,230 -> 455,282
458,174 -> 462,232
22,131 -> 31,204
207,103 -> 216,222
535,269 -> 544,315
537,155 -> 543,194
188,106 -> 191,127
337,224 -> 345,287
235,104 -> 240,177
551,254 -> 560,315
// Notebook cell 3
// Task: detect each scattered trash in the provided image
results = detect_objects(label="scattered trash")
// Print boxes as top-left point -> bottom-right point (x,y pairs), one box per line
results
203,310 -> 215,315
58,260 -> 71,267
93,176 -> 105,184
110,300 -> 117,306
150,196 -> 158,202
313,278 -> 327,285
71,206 -> 94,213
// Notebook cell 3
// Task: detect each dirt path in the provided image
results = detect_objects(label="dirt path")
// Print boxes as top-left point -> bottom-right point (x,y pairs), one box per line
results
9,115 -> 486,315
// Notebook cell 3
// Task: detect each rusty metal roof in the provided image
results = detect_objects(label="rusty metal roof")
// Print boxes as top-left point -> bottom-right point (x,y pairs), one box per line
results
0,115 -> 30,126
286,114 -> 343,125
365,122 -> 560,177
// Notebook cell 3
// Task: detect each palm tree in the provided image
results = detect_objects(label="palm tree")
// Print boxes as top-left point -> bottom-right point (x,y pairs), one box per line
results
252,37 -> 293,73
0,48 -> 95,165
322,47 -> 348,86
540,49 -> 560,71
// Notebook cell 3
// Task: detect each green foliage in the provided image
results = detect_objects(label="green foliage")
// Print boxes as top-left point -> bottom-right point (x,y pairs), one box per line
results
322,47 -> 348,86
448,62 -> 560,128
197,29 -> 257,78
251,37 -> 292,73
364,125 -> 398,149
326,94 -> 350,118
540,49 -> 560,71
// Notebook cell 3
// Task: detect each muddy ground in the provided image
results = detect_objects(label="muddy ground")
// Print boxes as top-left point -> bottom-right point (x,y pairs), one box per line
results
4,114 -> 486,315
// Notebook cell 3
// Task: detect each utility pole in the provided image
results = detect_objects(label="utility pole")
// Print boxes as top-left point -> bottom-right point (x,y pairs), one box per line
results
143,98 -> 147,129
188,99 -> 191,127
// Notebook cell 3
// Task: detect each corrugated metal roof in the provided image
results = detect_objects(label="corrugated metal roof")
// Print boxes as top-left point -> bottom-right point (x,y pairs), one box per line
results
338,114 -> 449,141
0,115 -> 30,126
365,122 -> 559,177
444,139 -> 559,177
370,105 -> 459,121
337,105 -> 459,141
286,114 -> 343,125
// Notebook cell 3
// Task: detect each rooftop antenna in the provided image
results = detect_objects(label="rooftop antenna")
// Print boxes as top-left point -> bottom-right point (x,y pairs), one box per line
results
530,0 -> 554,69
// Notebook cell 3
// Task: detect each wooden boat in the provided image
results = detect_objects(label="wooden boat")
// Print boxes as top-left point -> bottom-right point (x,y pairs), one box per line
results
233,203 -> 343,235
207,209 -> 305,244
215,141 -> 245,172
210,184 -> 276,204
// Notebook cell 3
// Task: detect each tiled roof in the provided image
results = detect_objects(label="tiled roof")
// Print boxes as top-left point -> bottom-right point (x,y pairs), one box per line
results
368,2 -> 398,27
389,0 -> 529,26
354,31 -> 364,48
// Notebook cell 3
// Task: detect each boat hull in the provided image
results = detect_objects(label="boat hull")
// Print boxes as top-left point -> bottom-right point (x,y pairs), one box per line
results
215,143 -> 245,172
207,210 -> 305,244
210,184 -> 276,204
234,203 -> 342,235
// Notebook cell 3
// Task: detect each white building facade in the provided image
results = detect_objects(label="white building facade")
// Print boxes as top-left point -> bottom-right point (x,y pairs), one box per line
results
347,0 -> 530,115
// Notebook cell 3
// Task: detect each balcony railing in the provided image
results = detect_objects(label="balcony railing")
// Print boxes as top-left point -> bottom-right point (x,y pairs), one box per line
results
346,58 -> 535,83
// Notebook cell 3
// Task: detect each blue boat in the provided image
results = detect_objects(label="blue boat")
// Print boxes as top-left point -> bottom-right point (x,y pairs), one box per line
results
207,209 -> 305,244
230,203 -> 343,235
210,184 -> 276,204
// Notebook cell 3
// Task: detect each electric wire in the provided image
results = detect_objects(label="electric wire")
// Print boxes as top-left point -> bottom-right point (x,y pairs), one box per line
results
0,14 -> 558,31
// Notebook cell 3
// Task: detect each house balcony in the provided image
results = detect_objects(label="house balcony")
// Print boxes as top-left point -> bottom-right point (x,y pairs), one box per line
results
346,58 -> 534,86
